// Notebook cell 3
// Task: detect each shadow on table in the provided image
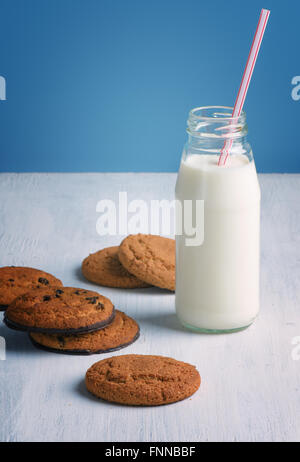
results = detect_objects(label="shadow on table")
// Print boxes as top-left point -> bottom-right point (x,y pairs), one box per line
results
0,318 -> 34,355
73,266 -> 89,285
76,379 -> 100,402
136,312 -> 196,334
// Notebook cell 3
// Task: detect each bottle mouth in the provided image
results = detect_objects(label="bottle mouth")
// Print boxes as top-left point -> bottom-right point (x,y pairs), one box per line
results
187,106 -> 247,139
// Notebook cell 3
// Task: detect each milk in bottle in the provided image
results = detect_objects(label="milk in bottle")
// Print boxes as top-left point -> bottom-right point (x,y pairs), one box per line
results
175,107 -> 260,332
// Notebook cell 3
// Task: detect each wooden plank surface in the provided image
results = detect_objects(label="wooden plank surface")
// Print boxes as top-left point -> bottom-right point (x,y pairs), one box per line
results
0,172 -> 299,442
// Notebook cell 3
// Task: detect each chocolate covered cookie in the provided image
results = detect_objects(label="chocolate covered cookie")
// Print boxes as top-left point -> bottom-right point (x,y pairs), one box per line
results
29,310 -> 139,355
4,287 -> 115,334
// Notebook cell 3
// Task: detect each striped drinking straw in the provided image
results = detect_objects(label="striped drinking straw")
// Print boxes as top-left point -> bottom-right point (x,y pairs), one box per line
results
218,8 -> 270,166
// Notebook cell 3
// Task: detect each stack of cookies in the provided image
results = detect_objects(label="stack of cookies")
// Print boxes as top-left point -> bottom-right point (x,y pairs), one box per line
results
1,267 -> 139,355
82,234 -> 175,291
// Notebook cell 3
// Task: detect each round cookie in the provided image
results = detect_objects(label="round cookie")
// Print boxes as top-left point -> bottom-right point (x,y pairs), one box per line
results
29,310 -> 139,355
118,234 -> 175,291
85,354 -> 200,406
0,266 -> 63,311
82,247 -> 149,289
4,287 -> 115,334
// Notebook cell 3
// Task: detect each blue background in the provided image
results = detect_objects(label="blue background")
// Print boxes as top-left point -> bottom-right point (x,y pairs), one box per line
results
0,0 -> 299,172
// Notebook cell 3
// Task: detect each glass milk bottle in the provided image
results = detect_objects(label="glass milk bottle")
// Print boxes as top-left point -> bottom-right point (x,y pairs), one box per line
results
175,106 -> 261,333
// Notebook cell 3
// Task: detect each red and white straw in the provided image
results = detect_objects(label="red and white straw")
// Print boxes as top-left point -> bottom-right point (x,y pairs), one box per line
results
218,8 -> 270,166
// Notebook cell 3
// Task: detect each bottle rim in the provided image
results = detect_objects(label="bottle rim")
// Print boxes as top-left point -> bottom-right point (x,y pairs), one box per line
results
189,106 -> 246,122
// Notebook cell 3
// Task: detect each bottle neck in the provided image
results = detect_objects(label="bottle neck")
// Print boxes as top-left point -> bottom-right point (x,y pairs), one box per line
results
187,106 -> 248,150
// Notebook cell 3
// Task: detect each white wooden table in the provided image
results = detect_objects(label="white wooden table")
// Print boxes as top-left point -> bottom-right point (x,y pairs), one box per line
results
0,173 -> 299,442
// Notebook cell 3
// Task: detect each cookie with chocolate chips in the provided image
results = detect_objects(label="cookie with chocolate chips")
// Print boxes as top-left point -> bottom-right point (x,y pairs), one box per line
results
4,287 -> 115,334
29,310 -> 139,355
0,266 -> 63,311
